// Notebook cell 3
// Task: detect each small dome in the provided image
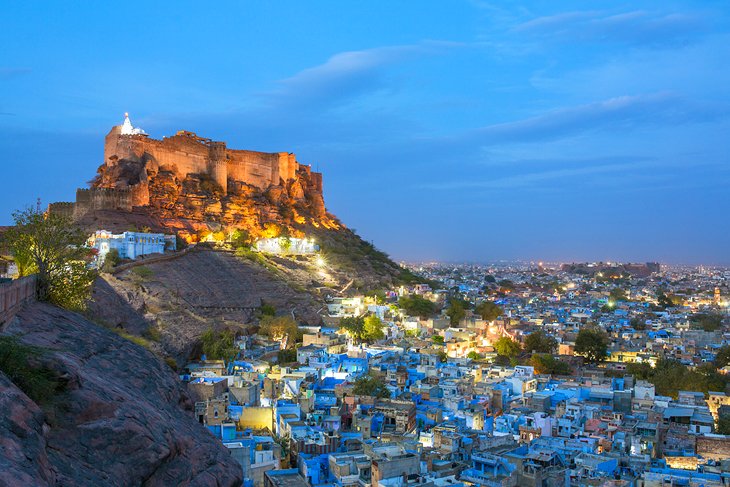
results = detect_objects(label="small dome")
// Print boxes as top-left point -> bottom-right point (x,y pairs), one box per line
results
120,113 -> 146,135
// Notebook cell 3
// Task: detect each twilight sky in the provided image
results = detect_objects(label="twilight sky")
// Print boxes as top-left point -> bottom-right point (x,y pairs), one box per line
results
1,1 -> 728,264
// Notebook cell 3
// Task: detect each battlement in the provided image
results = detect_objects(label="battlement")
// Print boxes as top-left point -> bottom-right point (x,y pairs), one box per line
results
104,117 -> 316,193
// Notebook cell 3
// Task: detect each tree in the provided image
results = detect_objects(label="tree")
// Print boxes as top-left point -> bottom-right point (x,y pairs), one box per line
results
259,316 -> 299,343
1,207 -> 96,311
523,330 -> 557,354
717,416 -> 730,435
657,292 -> 674,309
363,315 -> 385,342
609,288 -> 628,302
530,354 -> 571,375
475,301 -> 503,322
494,336 -> 521,359
630,316 -> 648,331
100,248 -> 120,273
574,329 -> 609,363
432,335 -> 444,345
352,374 -> 390,398
230,229 -> 252,249
467,351 -> 482,360
277,347 -> 298,364
626,362 -> 653,380
398,294 -> 436,319
690,313 -> 724,332
366,289 -> 387,305
446,298 -> 468,326
498,280 -> 515,290
258,301 -> 277,317
339,316 -> 365,341
715,345 -> 730,368
200,328 -> 239,362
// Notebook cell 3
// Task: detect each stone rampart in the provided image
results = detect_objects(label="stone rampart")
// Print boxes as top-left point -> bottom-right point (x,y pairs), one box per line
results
0,275 -> 36,325
73,184 -> 149,219
47,202 -> 76,219
105,129 -> 315,192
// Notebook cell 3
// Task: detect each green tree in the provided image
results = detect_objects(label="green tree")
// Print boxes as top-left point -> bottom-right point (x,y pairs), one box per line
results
523,330 -> 557,354
352,373 -> 390,398
717,416 -> 730,435
626,362 -> 653,380
258,301 -> 277,317
630,316 -> 648,331
100,248 -> 120,273
259,315 -> 299,343
1,207 -> 96,311
690,313 -> 724,332
277,347 -> 298,364
575,329 -> 609,363
475,301 -> 503,322
230,228 -> 252,249
529,354 -> 571,375
494,336 -> 521,359
446,298 -> 468,326
715,345 -> 730,368
432,335 -> 444,345
339,316 -> 365,341
363,315 -> 385,342
498,280 -> 515,290
467,351 -> 482,360
398,295 -> 436,319
200,328 -> 239,362
366,289 -> 387,305
609,288 -> 628,302
657,292 -> 674,309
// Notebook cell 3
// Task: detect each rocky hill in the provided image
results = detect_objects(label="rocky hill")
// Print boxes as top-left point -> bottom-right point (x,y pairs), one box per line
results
48,119 -> 423,362
0,302 -> 242,487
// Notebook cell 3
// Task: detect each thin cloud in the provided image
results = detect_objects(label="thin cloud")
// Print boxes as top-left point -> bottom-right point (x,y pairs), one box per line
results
515,9 -> 708,47
421,160 -> 646,191
461,92 -> 728,146
0,67 -> 32,80
261,41 -> 462,110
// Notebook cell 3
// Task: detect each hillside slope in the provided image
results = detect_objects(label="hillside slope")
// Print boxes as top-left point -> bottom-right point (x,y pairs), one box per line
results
0,302 -> 242,487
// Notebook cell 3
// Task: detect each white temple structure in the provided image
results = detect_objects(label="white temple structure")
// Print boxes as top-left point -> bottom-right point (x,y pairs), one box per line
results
120,112 -> 146,135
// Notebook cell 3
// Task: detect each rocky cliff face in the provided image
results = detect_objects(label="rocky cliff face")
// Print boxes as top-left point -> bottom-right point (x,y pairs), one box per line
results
0,302 -> 243,487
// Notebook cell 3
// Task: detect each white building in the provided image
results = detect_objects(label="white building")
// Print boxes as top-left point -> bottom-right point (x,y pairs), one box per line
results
254,237 -> 319,255
89,230 -> 175,262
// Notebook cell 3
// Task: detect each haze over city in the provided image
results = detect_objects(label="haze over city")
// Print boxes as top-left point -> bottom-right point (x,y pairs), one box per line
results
1,1 -> 728,263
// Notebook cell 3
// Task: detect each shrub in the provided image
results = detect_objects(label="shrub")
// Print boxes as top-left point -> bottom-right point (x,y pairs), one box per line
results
164,357 -> 178,371
0,335 -> 61,404
101,248 -> 120,273
132,266 -> 154,279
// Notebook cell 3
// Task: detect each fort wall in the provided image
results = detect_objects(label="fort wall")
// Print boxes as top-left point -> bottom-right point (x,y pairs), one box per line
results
47,202 -> 76,219
105,128 -> 317,193
73,184 -> 149,219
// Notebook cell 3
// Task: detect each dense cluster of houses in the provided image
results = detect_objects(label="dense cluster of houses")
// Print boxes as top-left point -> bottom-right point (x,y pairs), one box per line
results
184,262 -> 730,487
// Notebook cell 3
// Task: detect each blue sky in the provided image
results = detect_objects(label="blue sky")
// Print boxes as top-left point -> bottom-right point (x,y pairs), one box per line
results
1,1 -> 728,264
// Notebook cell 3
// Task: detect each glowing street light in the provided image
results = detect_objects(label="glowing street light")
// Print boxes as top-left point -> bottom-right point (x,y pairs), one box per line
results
315,255 -> 325,267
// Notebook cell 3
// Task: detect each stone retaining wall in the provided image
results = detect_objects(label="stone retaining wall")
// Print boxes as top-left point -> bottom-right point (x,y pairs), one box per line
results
0,275 -> 36,325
